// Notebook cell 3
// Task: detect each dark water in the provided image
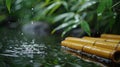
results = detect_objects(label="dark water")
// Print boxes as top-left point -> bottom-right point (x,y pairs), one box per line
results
0,28 -> 100,67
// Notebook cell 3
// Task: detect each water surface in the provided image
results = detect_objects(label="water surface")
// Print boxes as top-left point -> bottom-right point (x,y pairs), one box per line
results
0,27 -> 100,67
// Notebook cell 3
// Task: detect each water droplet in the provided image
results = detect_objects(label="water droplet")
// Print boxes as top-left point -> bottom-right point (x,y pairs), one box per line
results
31,21 -> 34,24
21,33 -> 23,35
30,60 -> 33,63
98,13 -> 102,16
55,65 -> 61,67
113,16 -> 116,19
31,39 -> 35,44
9,46 -> 12,49
31,8 -> 34,10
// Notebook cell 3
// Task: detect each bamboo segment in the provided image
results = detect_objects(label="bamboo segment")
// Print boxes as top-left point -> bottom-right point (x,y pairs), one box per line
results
83,46 -> 111,58
61,40 -> 120,63
61,41 -> 84,50
82,36 -> 106,41
82,36 -> 120,43
82,46 -> 120,63
65,37 -> 120,51
116,45 -> 120,51
94,41 -> 120,51
105,39 -> 120,43
65,37 -> 93,46
101,34 -> 120,40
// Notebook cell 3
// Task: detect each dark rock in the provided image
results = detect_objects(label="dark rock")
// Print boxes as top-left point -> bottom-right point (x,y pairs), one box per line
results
22,22 -> 50,37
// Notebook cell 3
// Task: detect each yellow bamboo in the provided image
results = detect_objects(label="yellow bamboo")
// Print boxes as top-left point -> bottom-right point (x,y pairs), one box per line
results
61,40 -> 84,50
65,37 -> 93,46
61,40 -> 120,63
82,45 -> 120,63
82,36 -> 106,41
65,37 -> 120,51
101,34 -> 120,40
83,36 -> 120,43
94,41 -> 120,51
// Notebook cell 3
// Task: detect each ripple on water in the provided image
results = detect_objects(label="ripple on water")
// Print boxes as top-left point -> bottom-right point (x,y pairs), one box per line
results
1,39 -> 47,59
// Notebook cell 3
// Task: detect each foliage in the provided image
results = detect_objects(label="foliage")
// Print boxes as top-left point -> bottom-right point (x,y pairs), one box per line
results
1,0 -> 120,36
6,0 -> 12,13
51,0 -> 96,37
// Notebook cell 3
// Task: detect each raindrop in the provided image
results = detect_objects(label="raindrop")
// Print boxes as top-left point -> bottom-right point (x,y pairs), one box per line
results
113,16 -> 116,19
21,33 -> 23,35
9,46 -> 12,49
72,25 -> 77,28
31,8 -> 34,11
31,21 -> 34,24
58,57 -> 61,61
97,13 -> 102,16
30,60 -> 33,63
54,65 -> 61,67
31,39 -> 35,44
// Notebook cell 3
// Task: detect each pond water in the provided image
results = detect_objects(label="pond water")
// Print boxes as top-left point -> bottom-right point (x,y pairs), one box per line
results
0,27 -> 101,67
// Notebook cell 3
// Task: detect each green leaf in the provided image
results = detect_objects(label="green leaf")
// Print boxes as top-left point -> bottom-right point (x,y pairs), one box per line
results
64,13 -> 75,22
6,0 -> 11,13
71,0 -> 82,11
109,15 -> 115,29
51,20 -> 75,34
97,0 -> 112,15
61,26 -> 73,37
81,21 -> 91,36
106,0 -> 112,9
112,1 -> 120,8
48,3 -> 61,15
97,0 -> 106,15
46,2 -> 61,11
61,24 -> 79,37
74,14 -> 80,22
45,0 -> 50,4
53,12 -> 75,22
77,1 -> 96,12
42,2 -> 61,16
61,1 -> 68,10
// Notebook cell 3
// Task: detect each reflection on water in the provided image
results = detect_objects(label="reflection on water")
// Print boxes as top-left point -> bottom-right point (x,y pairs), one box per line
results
1,39 -> 47,58
0,28 -> 101,67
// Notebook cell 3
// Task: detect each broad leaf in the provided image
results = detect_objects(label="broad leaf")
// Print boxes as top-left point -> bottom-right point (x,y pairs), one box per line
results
48,3 -> 61,15
81,21 -> 91,36
61,24 -> 79,37
71,0 -> 82,11
77,1 -> 96,12
43,1 -> 62,16
6,0 -> 11,13
61,1 -> 68,10
53,12 -> 75,22
52,20 -> 75,34
106,0 -> 112,9
97,0 -> 106,15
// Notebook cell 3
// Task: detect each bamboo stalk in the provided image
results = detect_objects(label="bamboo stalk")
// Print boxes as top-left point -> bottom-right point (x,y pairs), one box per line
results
61,40 -> 120,63
94,41 -> 120,51
101,34 -> 120,40
83,36 -> 120,43
65,37 -> 94,46
61,40 -> 84,50
66,37 -> 120,51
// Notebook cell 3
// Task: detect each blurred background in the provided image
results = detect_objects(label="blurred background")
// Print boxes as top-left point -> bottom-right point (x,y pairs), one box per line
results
0,0 -> 120,67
